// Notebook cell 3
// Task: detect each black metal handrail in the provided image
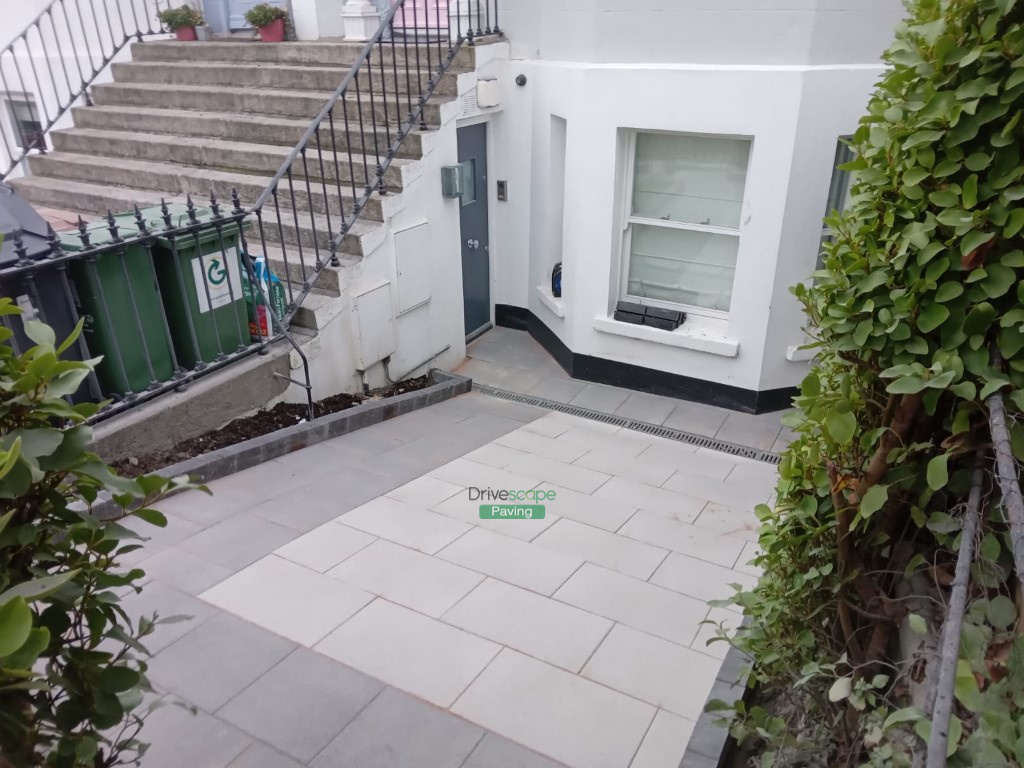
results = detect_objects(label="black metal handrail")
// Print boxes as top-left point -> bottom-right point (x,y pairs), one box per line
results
248,0 -> 500,325
0,0 -> 173,180
1,191 -> 314,422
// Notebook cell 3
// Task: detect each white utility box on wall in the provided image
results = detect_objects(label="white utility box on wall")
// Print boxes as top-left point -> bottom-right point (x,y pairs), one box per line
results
351,280 -> 396,370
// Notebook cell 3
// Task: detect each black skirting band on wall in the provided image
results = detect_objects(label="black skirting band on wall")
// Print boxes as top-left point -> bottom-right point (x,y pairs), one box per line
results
493,304 -> 796,415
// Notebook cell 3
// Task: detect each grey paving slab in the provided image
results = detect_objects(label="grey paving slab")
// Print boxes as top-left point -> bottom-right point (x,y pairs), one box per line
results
568,383 -> 631,413
148,613 -> 296,712
120,512 -> 204,565
137,545 -> 233,596
178,513 -> 297,572
139,699 -> 251,768
463,733 -> 568,768
614,392 -> 678,425
218,648 -> 385,763
245,465 -> 404,533
226,742 -> 304,768
310,686 -> 483,768
714,412 -> 783,451
662,402 -> 730,439
119,580 -> 219,654
157,488 -> 244,529
526,376 -> 586,404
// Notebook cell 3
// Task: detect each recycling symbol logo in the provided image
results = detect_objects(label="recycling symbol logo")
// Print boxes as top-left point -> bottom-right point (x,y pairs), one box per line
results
207,257 -> 228,287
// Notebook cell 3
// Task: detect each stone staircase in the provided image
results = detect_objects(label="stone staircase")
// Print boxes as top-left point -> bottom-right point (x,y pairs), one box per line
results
11,39 -> 474,333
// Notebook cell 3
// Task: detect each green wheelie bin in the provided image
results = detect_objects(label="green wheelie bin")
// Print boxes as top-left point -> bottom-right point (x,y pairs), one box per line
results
147,204 -> 250,371
60,213 -> 176,399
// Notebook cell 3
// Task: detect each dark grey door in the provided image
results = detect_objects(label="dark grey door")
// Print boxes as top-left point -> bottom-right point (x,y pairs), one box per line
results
458,123 -> 490,339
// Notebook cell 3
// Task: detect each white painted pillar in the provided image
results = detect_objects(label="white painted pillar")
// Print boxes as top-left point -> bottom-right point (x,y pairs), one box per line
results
341,0 -> 380,40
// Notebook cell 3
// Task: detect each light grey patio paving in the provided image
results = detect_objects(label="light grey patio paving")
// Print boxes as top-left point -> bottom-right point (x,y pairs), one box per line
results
123,329 -> 784,768
458,326 -> 796,453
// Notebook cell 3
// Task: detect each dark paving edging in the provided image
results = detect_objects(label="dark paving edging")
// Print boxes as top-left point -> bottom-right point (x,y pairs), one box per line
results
679,643 -> 754,768
97,370 -> 471,517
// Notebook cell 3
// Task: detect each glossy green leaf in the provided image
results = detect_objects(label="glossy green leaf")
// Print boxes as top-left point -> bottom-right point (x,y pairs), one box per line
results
961,229 -> 994,257
860,484 -> 889,517
0,597 -> 32,657
926,454 -> 948,490
963,302 -> 996,335
825,411 -> 857,445
918,304 -> 950,333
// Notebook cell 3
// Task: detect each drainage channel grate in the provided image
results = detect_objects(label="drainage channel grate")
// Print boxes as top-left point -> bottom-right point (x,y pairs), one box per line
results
472,383 -> 783,465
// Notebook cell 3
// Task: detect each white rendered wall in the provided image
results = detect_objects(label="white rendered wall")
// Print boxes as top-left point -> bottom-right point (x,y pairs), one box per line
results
281,46 -> 514,401
498,0 -> 905,67
0,0 -> 168,178
481,5 -> 899,395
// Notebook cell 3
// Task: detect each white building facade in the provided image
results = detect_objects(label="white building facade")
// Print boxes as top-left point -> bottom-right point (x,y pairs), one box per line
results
471,0 -> 904,411
1,0 -> 905,414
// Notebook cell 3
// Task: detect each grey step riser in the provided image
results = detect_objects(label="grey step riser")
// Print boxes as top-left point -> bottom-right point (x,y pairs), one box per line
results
268,258 -> 341,297
129,41 -> 475,69
50,131 -> 405,193
70,107 -> 424,159
111,62 -> 459,97
27,153 -> 384,223
11,182 -> 364,257
91,83 -> 442,127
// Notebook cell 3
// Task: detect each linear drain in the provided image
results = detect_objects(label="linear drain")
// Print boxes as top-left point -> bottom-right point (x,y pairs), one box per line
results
472,383 -> 782,465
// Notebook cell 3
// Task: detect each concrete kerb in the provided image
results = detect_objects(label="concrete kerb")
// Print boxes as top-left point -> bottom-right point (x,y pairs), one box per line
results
94,370 -> 472,518
679,640 -> 754,768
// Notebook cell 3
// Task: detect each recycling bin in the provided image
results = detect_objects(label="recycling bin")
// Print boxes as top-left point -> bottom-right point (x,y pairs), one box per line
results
60,212 -> 176,399
148,204 -> 250,371
0,183 -> 100,401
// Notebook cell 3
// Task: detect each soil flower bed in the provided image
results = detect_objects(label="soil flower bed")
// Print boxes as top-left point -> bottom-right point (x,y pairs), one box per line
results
112,376 -> 431,476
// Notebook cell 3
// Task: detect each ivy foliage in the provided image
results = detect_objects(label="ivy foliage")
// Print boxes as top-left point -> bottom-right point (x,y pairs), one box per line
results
721,0 -> 1024,764
0,300 -> 197,767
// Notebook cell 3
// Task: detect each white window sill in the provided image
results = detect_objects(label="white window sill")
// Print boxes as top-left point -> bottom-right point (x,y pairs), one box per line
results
785,345 -> 816,362
536,284 -> 565,318
592,315 -> 739,358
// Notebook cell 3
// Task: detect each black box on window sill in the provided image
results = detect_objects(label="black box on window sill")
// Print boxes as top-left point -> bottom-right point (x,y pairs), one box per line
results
614,301 -> 686,331
613,309 -> 645,325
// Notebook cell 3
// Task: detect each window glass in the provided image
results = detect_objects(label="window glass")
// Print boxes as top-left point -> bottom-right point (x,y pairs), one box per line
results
631,133 -> 750,229
5,97 -> 43,150
460,158 -> 476,206
627,224 -> 738,312
622,132 -> 750,315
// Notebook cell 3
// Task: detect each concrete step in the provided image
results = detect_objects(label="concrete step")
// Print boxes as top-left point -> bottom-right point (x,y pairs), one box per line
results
26,151 -> 384,223
259,244 -> 351,298
91,81 -> 444,127
129,39 -> 477,69
290,289 -> 342,332
9,176 -> 383,258
70,105 -> 425,159
49,128 -> 407,193
110,60 -> 460,97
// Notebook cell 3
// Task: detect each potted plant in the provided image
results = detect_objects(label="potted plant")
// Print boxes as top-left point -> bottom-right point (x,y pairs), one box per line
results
157,4 -> 205,41
244,3 -> 289,42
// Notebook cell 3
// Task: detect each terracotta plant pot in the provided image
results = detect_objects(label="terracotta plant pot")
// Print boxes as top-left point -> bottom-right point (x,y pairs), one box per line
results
175,25 -> 198,41
257,18 -> 285,42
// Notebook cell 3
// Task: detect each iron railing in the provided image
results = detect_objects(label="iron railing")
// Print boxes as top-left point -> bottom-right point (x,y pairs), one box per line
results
1,0 -> 500,422
0,192 -> 313,422
0,0 -> 173,180
248,0 -> 500,326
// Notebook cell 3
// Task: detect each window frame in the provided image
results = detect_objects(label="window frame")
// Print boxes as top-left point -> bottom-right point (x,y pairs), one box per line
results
3,94 -> 44,152
618,130 -> 751,320
817,139 -> 856,269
